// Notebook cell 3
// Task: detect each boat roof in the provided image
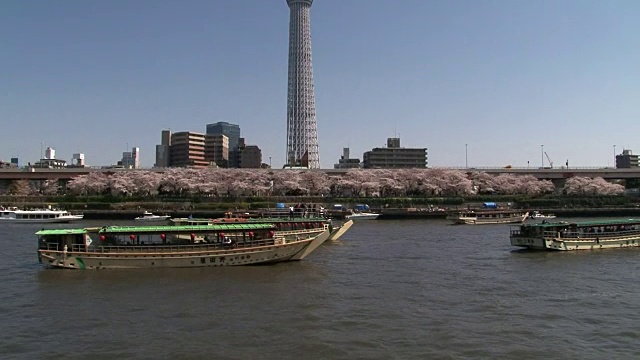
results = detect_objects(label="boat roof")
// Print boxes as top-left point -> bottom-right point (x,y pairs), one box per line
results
520,219 -> 640,228
456,209 -> 523,214
36,228 -> 90,235
36,223 -> 276,236
171,217 -> 326,223
99,223 -> 275,233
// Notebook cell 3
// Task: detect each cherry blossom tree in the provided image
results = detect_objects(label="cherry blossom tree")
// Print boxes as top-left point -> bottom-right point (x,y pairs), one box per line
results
8,179 -> 35,196
299,170 -> 331,196
439,170 -> 474,195
564,177 -> 625,196
469,172 -> 496,194
41,179 -> 61,196
55,168 -> 632,201
339,169 -> 370,196
271,171 -> 305,196
66,172 -> 109,195
376,170 -> 405,197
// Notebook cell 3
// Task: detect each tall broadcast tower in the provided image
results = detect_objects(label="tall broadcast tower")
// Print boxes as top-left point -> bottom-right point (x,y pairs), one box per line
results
286,0 -> 320,168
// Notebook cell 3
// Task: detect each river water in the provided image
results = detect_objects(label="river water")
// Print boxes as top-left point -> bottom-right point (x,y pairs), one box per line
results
1,219 -> 639,359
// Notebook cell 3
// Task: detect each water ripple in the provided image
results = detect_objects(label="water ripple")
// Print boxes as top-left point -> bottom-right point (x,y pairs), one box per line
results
1,219 -> 640,359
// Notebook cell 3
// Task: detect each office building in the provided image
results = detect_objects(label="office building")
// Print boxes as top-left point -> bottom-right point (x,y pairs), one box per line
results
363,138 -> 428,169
238,137 -> 262,168
207,122 -> 240,167
155,130 -> 172,168
33,147 -> 66,168
616,149 -> 639,168
121,147 -> 140,169
205,134 -> 230,168
334,148 -> 361,169
169,132 -> 209,168
70,153 -> 85,168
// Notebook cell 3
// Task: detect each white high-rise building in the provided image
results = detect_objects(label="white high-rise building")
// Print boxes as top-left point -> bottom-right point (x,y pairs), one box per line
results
122,147 -> 140,169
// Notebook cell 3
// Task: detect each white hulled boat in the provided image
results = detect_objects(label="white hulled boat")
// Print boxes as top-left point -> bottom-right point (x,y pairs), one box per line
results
134,211 -> 171,222
0,207 -> 83,223
528,211 -> 557,219
345,212 -> 380,221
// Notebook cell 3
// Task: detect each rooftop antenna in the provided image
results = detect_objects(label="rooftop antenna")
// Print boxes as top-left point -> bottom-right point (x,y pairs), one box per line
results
40,142 -> 43,160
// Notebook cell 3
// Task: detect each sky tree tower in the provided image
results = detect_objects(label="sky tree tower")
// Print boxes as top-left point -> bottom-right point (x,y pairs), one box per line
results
286,0 -> 320,168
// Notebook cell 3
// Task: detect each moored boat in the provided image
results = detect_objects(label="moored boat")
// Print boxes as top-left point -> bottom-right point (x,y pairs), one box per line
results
345,212 -> 379,221
170,215 -> 353,242
0,207 -> 83,223
134,211 -> 171,222
37,222 -> 331,269
510,218 -> 640,251
528,210 -> 557,220
447,210 -> 528,225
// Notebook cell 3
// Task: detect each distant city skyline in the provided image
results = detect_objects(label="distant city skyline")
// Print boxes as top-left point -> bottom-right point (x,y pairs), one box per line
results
2,0 -> 640,168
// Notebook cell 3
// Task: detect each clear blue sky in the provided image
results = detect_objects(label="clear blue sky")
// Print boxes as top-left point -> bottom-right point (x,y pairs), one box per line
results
2,0 -> 639,168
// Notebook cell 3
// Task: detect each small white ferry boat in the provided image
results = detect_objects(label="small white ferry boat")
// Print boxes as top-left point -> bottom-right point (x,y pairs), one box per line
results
345,212 -> 379,221
0,207 -> 83,223
511,218 -> 640,251
345,204 -> 379,221
134,211 -> 171,222
447,210 -> 529,225
528,211 -> 557,220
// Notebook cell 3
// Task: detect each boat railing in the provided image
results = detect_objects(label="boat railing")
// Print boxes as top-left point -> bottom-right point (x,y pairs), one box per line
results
40,242 -> 62,251
277,227 -> 325,237
542,229 -> 640,241
258,208 -> 326,219
52,239 -> 278,254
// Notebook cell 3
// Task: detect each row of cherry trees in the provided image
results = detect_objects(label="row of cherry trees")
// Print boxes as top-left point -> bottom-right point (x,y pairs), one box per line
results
37,168 -> 625,197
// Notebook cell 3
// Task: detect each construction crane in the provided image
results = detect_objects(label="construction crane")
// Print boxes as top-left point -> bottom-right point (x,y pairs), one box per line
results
544,151 -> 554,169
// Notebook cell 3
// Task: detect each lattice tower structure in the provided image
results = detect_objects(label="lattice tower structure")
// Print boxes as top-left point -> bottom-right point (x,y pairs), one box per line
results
286,0 -> 320,168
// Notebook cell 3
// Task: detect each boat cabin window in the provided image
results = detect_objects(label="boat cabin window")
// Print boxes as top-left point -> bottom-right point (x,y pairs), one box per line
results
39,234 -> 85,250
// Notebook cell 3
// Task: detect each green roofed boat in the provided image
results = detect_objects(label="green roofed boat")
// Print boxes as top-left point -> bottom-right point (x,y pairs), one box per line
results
170,215 -> 353,242
37,222 -> 333,269
510,218 -> 640,251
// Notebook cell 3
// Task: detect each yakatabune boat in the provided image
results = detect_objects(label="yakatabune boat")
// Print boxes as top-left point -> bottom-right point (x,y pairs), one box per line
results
510,219 -> 640,251
170,216 -> 353,242
37,223 -> 331,269
447,210 -> 529,225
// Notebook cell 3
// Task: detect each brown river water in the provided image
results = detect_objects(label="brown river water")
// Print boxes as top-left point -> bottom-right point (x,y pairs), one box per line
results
1,218 -> 639,359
